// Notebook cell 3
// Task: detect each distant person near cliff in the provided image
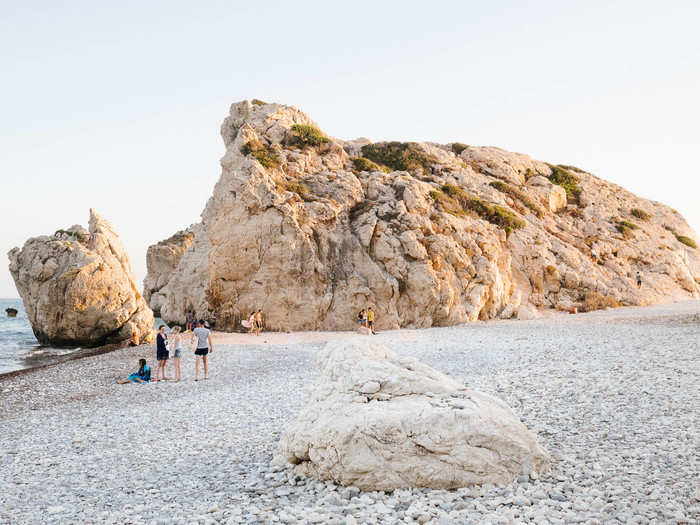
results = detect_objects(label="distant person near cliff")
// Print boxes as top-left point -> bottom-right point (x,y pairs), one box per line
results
247,312 -> 256,335
192,320 -> 213,381
255,310 -> 263,335
636,272 -> 642,288
185,310 -> 194,331
367,307 -> 376,335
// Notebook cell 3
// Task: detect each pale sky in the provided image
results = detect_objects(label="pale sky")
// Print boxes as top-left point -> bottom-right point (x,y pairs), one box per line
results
1,1 -> 699,297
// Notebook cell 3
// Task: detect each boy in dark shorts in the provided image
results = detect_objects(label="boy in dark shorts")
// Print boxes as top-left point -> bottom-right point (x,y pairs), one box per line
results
192,320 -> 213,381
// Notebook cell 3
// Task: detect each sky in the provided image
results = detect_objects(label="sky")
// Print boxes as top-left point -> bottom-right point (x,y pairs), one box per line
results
1,1 -> 699,297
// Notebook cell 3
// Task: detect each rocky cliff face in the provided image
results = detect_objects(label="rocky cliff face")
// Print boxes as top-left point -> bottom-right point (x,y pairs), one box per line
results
146,101 -> 700,330
143,228 -> 195,316
8,210 -> 154,346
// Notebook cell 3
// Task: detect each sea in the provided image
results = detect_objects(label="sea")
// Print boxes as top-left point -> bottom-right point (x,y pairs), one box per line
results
0,298 -> 164,375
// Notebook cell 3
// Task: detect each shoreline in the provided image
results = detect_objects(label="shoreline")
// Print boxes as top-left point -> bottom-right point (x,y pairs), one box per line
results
2,299 -> 698,382
0,341 -> 149,381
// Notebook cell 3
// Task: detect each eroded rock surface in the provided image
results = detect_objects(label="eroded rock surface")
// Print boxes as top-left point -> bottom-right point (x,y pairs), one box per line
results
8,210 -> 154,346
143,228 -> 195,316
145,100 -> 700,329
274,340 -> 550,490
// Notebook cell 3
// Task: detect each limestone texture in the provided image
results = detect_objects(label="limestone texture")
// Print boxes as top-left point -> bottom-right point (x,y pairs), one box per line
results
8,209 -> 154,346
274,340 -> 550,490
145,100 -> 700,330
143,228 -> 195,316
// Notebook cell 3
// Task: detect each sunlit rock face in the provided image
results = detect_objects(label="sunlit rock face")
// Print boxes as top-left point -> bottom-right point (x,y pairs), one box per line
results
8,209 -> 154,346
145,100 -> 700,329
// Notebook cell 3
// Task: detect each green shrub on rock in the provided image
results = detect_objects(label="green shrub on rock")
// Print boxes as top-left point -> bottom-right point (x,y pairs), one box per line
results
278,180 -> 310,199
615,220 -> 638,238
630,208 -> 651,221
489,181 -> 544,217
241,140 -> 280,168
251,98 -> 267,106
451,142 -> 469,155
674,233 -> 697,249
351,156 -> 391,173
557,164 -> 586,173
547,164 -> 582,201
290,124 -> 330,147
430,184 -> 525,235
361,142 -> 438,175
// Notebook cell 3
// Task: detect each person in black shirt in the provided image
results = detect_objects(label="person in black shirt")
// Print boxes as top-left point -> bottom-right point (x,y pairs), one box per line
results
155,325 -> 169,380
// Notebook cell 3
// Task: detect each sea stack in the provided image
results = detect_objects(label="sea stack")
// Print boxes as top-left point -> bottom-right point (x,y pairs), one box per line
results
145,100 -> 700,330
7,209 -> 154,347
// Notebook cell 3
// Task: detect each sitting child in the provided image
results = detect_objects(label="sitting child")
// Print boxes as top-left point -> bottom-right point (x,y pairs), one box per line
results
118,359 -> 151,383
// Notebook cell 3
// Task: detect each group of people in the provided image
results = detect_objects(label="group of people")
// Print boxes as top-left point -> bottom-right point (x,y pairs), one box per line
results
120,319 -> 213,384
246,310 -> 264,335
356,307 -> 376,335
156,320 -> 213,381
121,306 -> 378,383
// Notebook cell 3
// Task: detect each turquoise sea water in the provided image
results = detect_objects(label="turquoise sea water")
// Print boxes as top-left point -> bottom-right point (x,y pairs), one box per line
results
0,298 -> 163,375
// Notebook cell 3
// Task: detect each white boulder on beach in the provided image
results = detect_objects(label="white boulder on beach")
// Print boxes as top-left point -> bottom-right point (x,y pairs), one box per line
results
275,340 -> 550,490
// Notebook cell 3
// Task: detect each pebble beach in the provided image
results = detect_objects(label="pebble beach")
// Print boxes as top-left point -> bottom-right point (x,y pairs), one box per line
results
1,301 -> 698,525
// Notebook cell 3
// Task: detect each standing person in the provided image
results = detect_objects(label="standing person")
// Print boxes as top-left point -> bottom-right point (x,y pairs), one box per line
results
367,307 -> 376,335
357,310 -> 365,331
636,271 -> 642,288
192,320 -> 213,381
248,312 -> 256,335
255,310 -> 263,336
171,326 -> 183,382
185,310 -> 194,332
155,325 -> 169,381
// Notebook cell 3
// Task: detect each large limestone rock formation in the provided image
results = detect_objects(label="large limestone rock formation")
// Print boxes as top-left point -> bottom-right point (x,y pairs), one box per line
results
143,228 -> 195,316
274,340 -> 550,490
146,100 -> 700,330
8,210 -> 154,346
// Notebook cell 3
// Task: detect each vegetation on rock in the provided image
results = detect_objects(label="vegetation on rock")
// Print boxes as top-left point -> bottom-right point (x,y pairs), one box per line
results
361,142 -> 438,175
251,98 -> 267,106
54,229 -> 89,243
616,220 -> 639,238
630,208 -> 651,221
280,180 -> 310,198
674,233 -> 697,249
547,164 -> 582,201
451,142 -> 469,155
290,124 -> 330,147
241,140 -> 280,168
351,156 -> 391,173
556,164 -> 586,174
489,181 -> 544,217
430,184 -> 525,235
158,229 -> 194,246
